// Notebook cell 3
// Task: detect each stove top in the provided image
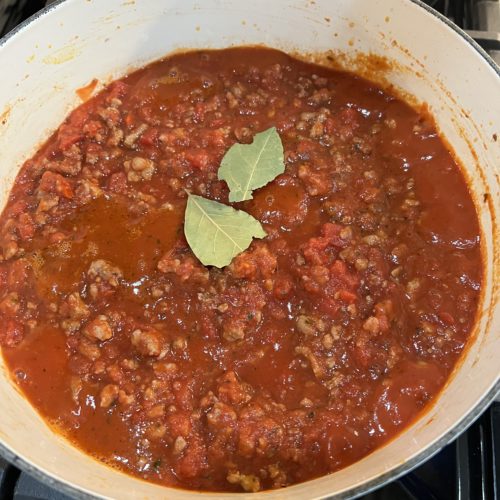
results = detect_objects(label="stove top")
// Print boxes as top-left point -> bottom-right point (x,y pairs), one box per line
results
0,1 -> 499,499
428,0 -> 500,64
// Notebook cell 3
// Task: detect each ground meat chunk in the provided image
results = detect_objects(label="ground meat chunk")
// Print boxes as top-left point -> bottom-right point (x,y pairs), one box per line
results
100,384 -> 119,408
83,315 -> 113,342
295,346 -> 326,379
220,283 -> 266,342
38,171 -> 74,199
43,156 -> 82,177
75,179 -> 103,204
0,292 -> 21,316
107,171 -> 128,193
362,316 -> 380,335
131,328 -> 163,357
69,376 -> 83,403
0,319 -> 24,347
296,315 -> 326,337
17,213 -> 36,241
227,471 -> 261,492
64,292 -> 90,319
124,157 -> 155,182
173,435 -> 187,454
222,323 -> 245,342
78,339 -> 101,361
1,240 -> 18,260
124,124 -> 148,148
88,259 -> 123,287
217,371 -> 253,405
59,292 -> 90,333
206,401 -> 237,429
308,87 -> 333,106
175,437 -> 208,479
157,252 -> 208,283
228,243 -> 277,280
237,411 -> 284,458
298,164 -> 331,196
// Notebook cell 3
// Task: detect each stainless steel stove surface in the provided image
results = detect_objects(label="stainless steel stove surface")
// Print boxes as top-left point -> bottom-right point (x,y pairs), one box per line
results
0,1 -> 498,499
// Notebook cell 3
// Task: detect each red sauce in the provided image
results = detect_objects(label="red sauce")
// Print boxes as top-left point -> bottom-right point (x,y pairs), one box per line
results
0,47 -> 481,492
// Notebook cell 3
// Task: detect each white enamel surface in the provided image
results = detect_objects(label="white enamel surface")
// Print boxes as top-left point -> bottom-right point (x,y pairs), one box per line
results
0,0 -> 498,498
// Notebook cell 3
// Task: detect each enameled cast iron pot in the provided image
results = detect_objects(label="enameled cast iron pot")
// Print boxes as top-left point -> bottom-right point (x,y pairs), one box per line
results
0,0 -> 498,498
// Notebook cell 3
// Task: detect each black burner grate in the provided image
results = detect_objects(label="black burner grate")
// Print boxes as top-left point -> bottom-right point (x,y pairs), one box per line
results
0,0 -> 45,38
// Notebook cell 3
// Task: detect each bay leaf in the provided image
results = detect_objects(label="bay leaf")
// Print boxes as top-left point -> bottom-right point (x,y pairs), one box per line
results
218,127 -> 285,202
184,194 -> 266,268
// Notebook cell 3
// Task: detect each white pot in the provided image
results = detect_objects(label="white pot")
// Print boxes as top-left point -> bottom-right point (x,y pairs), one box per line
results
0,0 -> 498,498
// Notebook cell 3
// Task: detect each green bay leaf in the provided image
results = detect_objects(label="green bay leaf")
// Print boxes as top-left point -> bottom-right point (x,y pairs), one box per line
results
218,127 -> 285,202
184,194 -> 266,268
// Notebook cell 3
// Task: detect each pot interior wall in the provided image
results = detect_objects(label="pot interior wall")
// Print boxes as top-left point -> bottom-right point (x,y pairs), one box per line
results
0,0 -> 498,498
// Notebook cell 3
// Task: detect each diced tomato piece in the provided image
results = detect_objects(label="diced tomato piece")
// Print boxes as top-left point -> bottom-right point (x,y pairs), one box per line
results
353,337 -> 371,367
439,311 -> 455,326
17,213 -> 35,241
68,106 -> 91,128
139,127 -> 159,147
124,112 -> 135,128
318,297 -> 340,315
205,128 -> 227,148
7,259 -> 29,288
107,172 -> 128,194
324,117 -> 337,135
107,81 -> 130,100
325,108 -> 361,139
167,412 -> 192,437
174,381 -> 194,411
176,437 -> 208,479
340,107 -> 360,128
273,276 -> 293,299
301,224 -> 344,265
0,267 -> 7,288
56,106 -> 92,150
377,313 -> 390,332
0,318 -> 24,347
39,171 -> 74,199
330,259 -> 347,276
8,200 -> 28,216
185,149 -> 211,170
301,237 -> 330,265
199,315 -> 217,339
321,222 -> 342,239
297,139 -> 316,155
208,118 -> 225,128
338,289 -> 357,303
331,260 -> 359,289
194,102 -> 207,122
48,232 -> 67,244
277,118 -> 295,132
82,120 -> 104,139
57,126 -> 84,151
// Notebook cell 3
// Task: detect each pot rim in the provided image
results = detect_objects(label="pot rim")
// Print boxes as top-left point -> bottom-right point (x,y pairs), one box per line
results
0,0 -> 498,498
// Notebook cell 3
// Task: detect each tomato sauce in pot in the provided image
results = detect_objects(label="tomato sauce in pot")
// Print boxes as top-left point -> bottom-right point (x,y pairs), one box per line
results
0,47 -> 481,492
